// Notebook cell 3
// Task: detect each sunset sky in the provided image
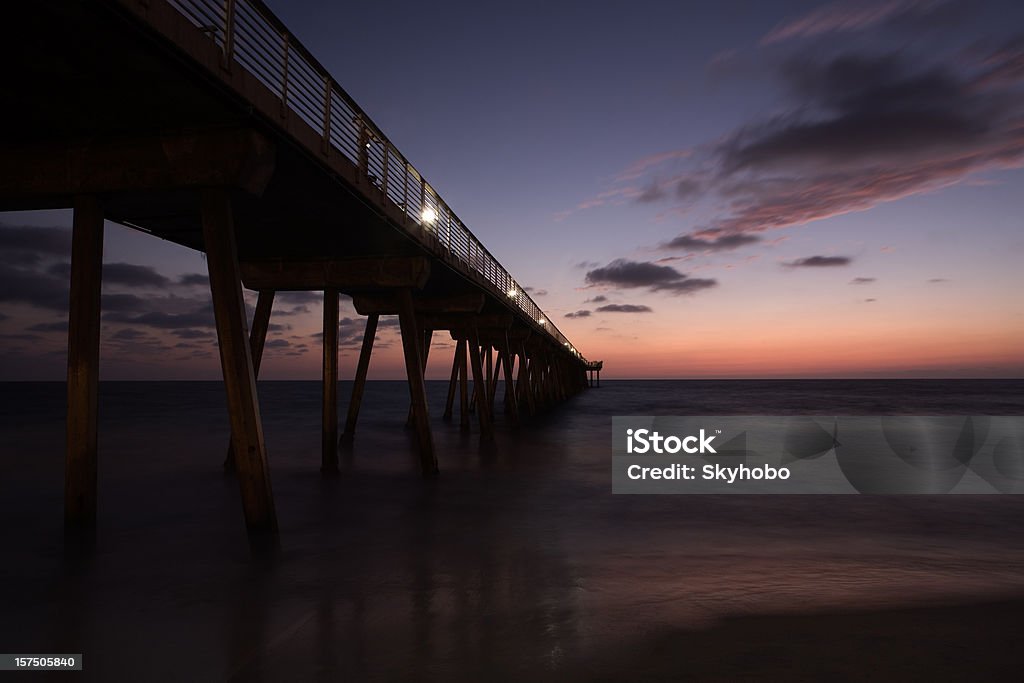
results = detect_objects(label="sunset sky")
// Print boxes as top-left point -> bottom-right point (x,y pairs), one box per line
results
1,0 -> 1022,380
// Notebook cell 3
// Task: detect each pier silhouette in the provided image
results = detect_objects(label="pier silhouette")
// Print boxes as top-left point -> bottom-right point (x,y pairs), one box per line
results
0,0 -> 601,541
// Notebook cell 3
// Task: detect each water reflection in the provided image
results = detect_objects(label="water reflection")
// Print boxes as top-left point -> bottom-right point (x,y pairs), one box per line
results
2,380 -> 1024,680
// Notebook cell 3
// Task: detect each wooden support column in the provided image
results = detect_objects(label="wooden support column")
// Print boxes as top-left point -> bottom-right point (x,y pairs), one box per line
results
443,341 -> 461,420
556,359 -> 568,401
459,339 -> 470,431
201,188 -> 276,536
467,328 -> 494,441
500,334 -> 520,423
541,355 -> 554,407
342,313 -> 378,440
65,195 -> 104,538
517,343 -> 536,416
406,328 -> 433,426
397,290 -> 438,475
503,349 -> 515,411
225,289 -> 275,470
485,346 -> 493,398
468,343 -> 478,415
322,289 -> 339,472
487,347 -> 502,413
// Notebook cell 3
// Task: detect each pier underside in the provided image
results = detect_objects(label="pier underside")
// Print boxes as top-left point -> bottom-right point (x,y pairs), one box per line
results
0,0 -> 598,543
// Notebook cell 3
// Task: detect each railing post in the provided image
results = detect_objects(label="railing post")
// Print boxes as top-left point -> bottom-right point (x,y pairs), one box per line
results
221,0 -> 235,70
419,177 -> 426,228
403,163 -> 410,222
321,76 -> 331,154
382,144 -> 390,198
280,33 -> 290,117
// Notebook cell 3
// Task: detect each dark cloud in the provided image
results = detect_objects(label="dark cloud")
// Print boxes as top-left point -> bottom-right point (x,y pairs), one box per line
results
178,273 -> 209,287
664,233 -> 761,251
336,316 -> 370,347
171,328 -> 214,339
265,339 -> 290,349
928,277 -> 950,283
636,184 -> 667,203
0,264 -> 70,311
724,55 -> 990,173
26,321 -> 68,333
585,259 -> 717,295
850,277 -> 877,284
865,298 -> 878,302
100,293 -> 148,312
675,178 -> 702,200
975,34 -> 1024,88
0,224 -> 71,257
0,250 -> 44,267
277,291 -> 322,305
619,48 -> 1024,247
695,51 -> 1024,237
274,304 -> 311,317
596,304 -> 654,313
112,328 -> 147,341
48,261 -> 169,288
784,255 -> 852,268
584,295 -> 608,303
523,287 -> 548,296
0,333 -> 43,343
104,305 -> 214,330
105,264 -> 171,288
564,310 -> 591,318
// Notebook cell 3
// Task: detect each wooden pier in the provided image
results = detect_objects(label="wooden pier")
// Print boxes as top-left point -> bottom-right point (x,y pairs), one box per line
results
0,0 -> 601,542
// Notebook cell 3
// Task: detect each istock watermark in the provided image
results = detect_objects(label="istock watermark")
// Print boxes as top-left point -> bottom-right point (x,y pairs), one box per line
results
625,428 -> 718,454
611,416 -> 1024,494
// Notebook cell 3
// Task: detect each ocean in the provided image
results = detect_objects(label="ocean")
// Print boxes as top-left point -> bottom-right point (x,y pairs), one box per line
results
2,379 -> 1023,680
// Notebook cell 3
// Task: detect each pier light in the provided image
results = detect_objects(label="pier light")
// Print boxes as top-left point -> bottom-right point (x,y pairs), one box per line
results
507,287 -> 517,298
421,207 -> 437,224
538,318 -> 546,325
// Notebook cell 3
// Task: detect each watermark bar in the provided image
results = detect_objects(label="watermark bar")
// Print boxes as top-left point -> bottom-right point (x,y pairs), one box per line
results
0,654 -> 82,671
612,416 -> 1024,494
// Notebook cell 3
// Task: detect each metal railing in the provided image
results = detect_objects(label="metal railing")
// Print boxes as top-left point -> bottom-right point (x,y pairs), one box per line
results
166,0 -> 589,363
